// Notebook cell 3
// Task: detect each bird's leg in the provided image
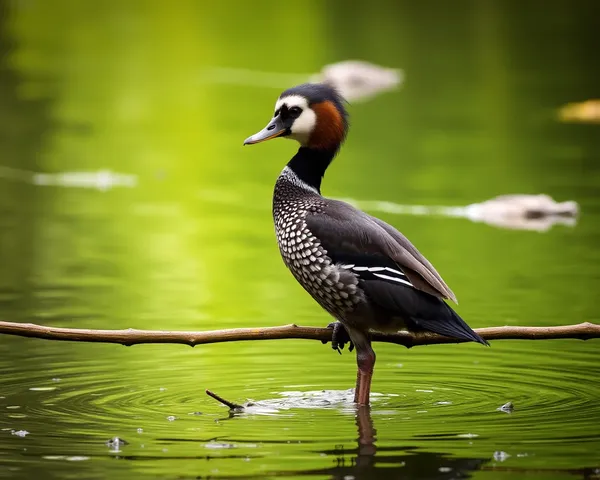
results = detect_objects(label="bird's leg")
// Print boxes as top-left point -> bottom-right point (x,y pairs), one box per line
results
354,343 -> 376,406
354,368 -> 361,400
322,321 -> 354,354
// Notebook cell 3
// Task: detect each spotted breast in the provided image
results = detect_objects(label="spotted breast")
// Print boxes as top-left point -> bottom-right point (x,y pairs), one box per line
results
273,167 -> 361,316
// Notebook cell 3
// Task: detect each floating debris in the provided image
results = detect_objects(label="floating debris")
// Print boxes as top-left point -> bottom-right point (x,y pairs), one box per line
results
0,165 -> 137,191
345,193 -> 579,232
106,436 -> 128,446
493,451 -> 511,462
205,442 -> 236,450
166,415 -> 176,422
497,401 -> 514,413
136,428 -> 143,434
11,430 -> 29,437
33,170 -> 137,191
465,194 -> 578,223
311,60 -> 403,102
558,99 -> 600,124
105,437 -> 128,450
43,455 -> 90,461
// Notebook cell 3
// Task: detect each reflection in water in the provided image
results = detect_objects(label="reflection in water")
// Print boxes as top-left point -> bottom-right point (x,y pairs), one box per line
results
156,405 -> 487,479
204,393 -> 487,479
299,407 -> 486,480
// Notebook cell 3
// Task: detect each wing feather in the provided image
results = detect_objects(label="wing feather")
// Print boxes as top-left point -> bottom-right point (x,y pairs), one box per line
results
306,199 -> 458,303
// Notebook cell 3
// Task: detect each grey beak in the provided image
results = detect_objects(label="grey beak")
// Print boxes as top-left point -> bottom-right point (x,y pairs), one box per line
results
244,117 -> 288,145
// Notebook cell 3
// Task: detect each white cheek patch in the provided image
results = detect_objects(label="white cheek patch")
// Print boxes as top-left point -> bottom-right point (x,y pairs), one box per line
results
289,109 -> 317,144
275,95 -> 317,145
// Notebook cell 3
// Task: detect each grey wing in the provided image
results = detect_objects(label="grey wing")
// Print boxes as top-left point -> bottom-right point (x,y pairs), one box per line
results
307,199 -> 458,303
367,215 -> 457,303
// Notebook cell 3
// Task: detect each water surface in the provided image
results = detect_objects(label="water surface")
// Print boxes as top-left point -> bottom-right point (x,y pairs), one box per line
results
1,1 -> 599,478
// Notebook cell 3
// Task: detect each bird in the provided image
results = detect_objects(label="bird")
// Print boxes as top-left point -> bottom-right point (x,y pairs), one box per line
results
244,83 -> 488,406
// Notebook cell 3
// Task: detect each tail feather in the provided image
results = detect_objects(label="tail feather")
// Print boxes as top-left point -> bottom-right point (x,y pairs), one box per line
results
359,278 -> 488,346
409,304 -> 489,346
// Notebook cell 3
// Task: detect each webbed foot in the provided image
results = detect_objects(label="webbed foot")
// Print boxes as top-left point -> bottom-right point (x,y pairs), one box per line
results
321,321 -> 354,354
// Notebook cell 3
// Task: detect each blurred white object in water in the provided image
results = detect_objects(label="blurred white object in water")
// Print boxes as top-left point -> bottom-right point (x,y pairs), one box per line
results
32,170 -> 137,191
464,194 -> 578,231
200,60 -> 403,102
1,166 -> 137,191
343,194 -> 578,232
311,60 -> 403,102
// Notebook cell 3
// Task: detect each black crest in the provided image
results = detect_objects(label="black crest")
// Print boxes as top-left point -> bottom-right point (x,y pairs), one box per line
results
280,83 -> 349,127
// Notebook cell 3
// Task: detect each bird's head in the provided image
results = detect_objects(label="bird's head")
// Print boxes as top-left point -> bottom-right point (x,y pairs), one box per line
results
244,83 -> 349,151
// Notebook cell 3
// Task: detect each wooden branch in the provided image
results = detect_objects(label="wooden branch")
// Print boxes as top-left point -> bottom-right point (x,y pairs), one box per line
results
0,320 -> 598,348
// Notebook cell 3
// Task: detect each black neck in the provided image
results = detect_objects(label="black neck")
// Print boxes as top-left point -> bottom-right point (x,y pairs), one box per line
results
286,147 -> 337,193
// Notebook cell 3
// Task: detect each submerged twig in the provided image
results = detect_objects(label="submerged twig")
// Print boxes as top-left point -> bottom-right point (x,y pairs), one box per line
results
205,389 -> 244,410
0,321 -> 599,348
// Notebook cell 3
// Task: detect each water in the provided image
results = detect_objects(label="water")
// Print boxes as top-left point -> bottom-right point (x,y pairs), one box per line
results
1,1 -> 599,478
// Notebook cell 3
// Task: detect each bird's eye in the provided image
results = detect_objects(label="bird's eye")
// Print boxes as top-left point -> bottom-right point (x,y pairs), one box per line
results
274,109 -> 280,117
289,106 -> 302,116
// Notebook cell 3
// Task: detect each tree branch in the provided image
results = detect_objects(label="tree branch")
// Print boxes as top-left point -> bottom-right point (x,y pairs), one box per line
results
0,320 -> 598,348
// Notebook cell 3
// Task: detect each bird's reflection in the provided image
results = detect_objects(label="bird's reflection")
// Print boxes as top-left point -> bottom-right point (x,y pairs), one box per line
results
301,406 -> 487,480
193,391 -> 488,479
356,405 -> 377,461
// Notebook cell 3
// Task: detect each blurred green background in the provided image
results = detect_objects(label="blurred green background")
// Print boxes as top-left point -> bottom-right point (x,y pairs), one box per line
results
0,1 -> 599,479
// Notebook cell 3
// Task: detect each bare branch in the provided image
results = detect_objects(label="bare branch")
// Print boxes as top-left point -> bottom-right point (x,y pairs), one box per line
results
0,320 -> 598,348
205,390 -> 244,410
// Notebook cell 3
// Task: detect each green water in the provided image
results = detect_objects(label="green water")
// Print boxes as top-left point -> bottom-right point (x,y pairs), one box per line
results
1,1 -> 599,478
